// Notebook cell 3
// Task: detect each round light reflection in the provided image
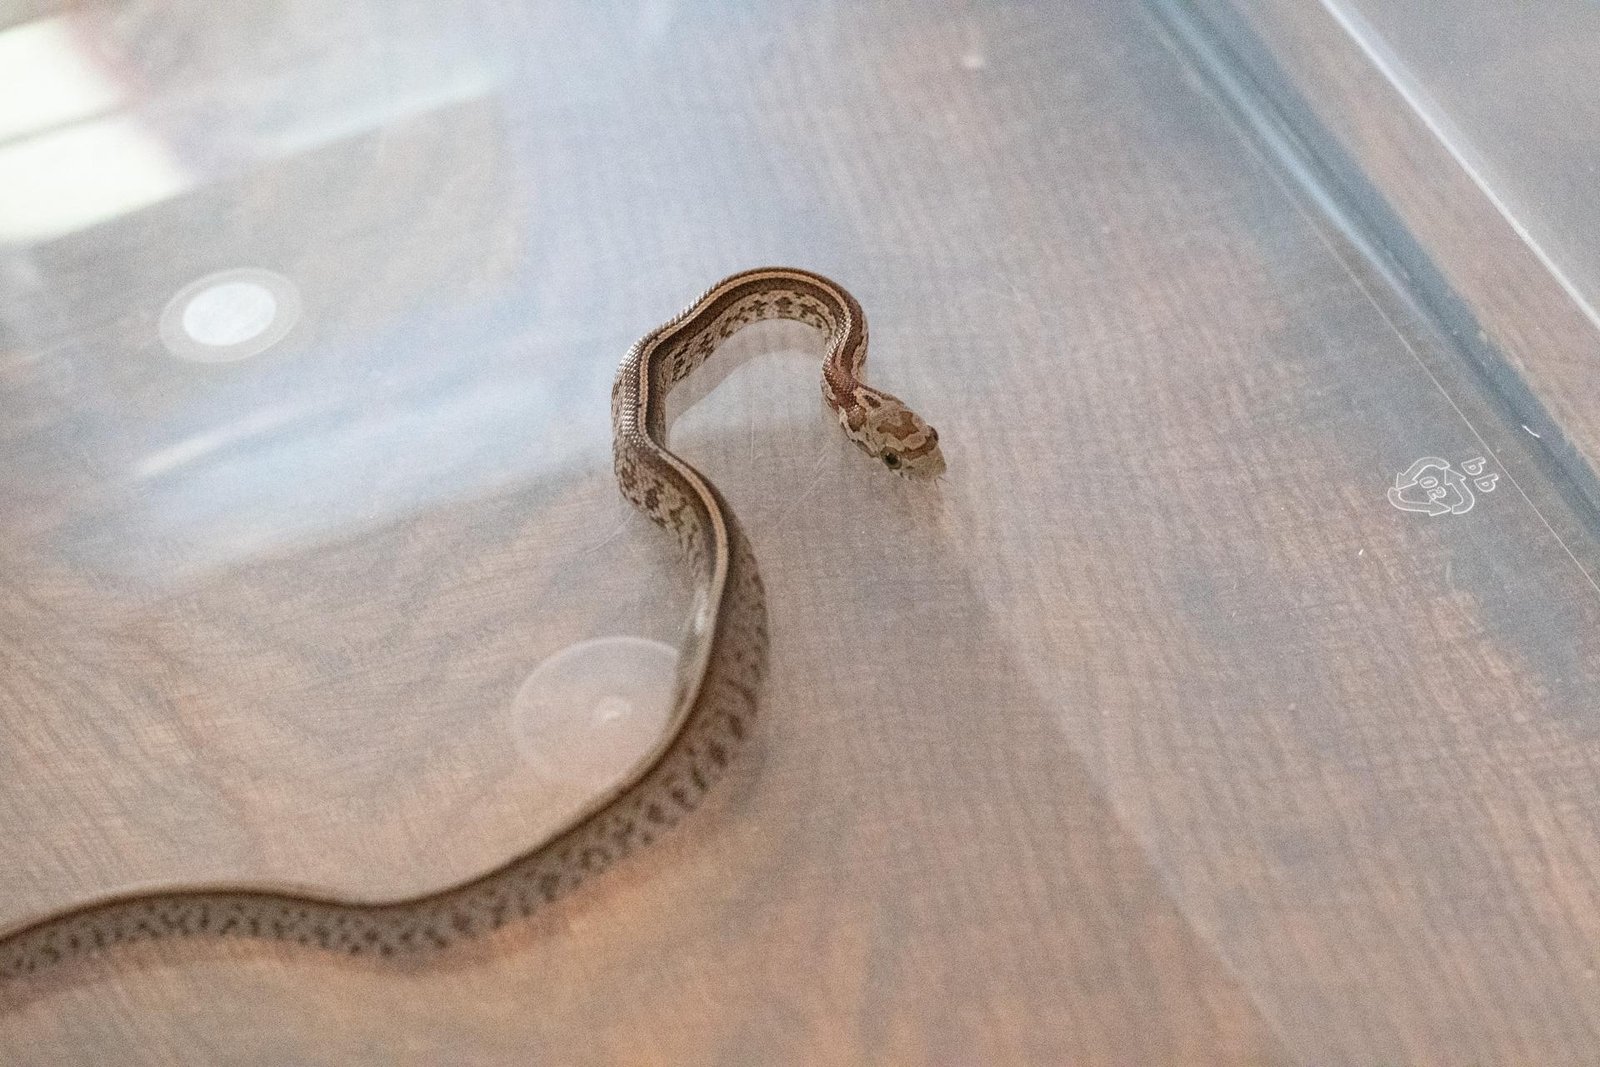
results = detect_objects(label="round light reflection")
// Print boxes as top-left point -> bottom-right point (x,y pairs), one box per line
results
160,268 -> 301,362
509,637 -> 679,793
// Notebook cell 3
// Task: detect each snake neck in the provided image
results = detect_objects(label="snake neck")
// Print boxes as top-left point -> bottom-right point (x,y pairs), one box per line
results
632,268 -> 864,411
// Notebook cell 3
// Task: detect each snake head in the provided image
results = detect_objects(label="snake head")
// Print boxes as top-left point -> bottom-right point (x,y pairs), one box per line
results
861,394 -> 945,479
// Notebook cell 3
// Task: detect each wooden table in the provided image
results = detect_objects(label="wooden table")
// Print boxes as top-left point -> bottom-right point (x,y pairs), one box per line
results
4,1 -> 1600,1062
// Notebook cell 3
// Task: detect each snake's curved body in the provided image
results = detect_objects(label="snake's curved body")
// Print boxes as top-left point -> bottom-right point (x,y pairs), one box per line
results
0,267 -> 942,980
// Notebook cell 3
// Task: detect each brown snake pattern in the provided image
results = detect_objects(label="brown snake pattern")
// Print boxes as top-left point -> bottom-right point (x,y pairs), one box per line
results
0,267 -> 943,981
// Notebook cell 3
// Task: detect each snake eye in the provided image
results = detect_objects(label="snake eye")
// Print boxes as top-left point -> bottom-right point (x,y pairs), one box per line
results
883,453 -> 901,469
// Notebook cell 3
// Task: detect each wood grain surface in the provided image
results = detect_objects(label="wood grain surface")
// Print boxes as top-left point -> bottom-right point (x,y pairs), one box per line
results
3,0 -> 1600,1063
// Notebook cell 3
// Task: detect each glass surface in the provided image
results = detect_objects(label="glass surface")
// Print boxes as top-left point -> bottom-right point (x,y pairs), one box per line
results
4,1 -> 1600,1061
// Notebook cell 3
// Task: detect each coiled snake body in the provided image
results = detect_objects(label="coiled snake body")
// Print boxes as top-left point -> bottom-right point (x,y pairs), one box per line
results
0,267 -> 943,980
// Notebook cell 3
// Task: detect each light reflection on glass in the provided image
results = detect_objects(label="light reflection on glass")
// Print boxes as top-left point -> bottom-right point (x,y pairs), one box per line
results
0,17 -> 122,143
0,17 -> 192,244
0,5 -> 547,589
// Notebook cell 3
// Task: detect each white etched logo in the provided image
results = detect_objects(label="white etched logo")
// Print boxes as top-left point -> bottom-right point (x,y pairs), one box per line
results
1388,456 -> 1499,517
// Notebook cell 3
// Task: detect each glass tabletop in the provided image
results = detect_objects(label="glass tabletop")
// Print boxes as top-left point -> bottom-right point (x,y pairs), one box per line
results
5,2 -> 1600,1063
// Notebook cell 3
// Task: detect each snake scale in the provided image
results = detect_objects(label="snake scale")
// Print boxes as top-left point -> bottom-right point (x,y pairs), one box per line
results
0,267 -> 944,981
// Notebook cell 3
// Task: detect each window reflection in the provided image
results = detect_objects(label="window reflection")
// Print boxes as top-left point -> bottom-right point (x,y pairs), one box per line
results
0,5 -> 551,588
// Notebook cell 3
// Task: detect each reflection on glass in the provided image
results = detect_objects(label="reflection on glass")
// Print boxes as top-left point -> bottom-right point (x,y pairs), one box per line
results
0,17 -> 190,244
0,6 -> 554,588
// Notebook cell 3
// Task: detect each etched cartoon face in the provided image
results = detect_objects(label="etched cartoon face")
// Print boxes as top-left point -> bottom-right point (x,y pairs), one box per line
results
1387,457 -> 1473,516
